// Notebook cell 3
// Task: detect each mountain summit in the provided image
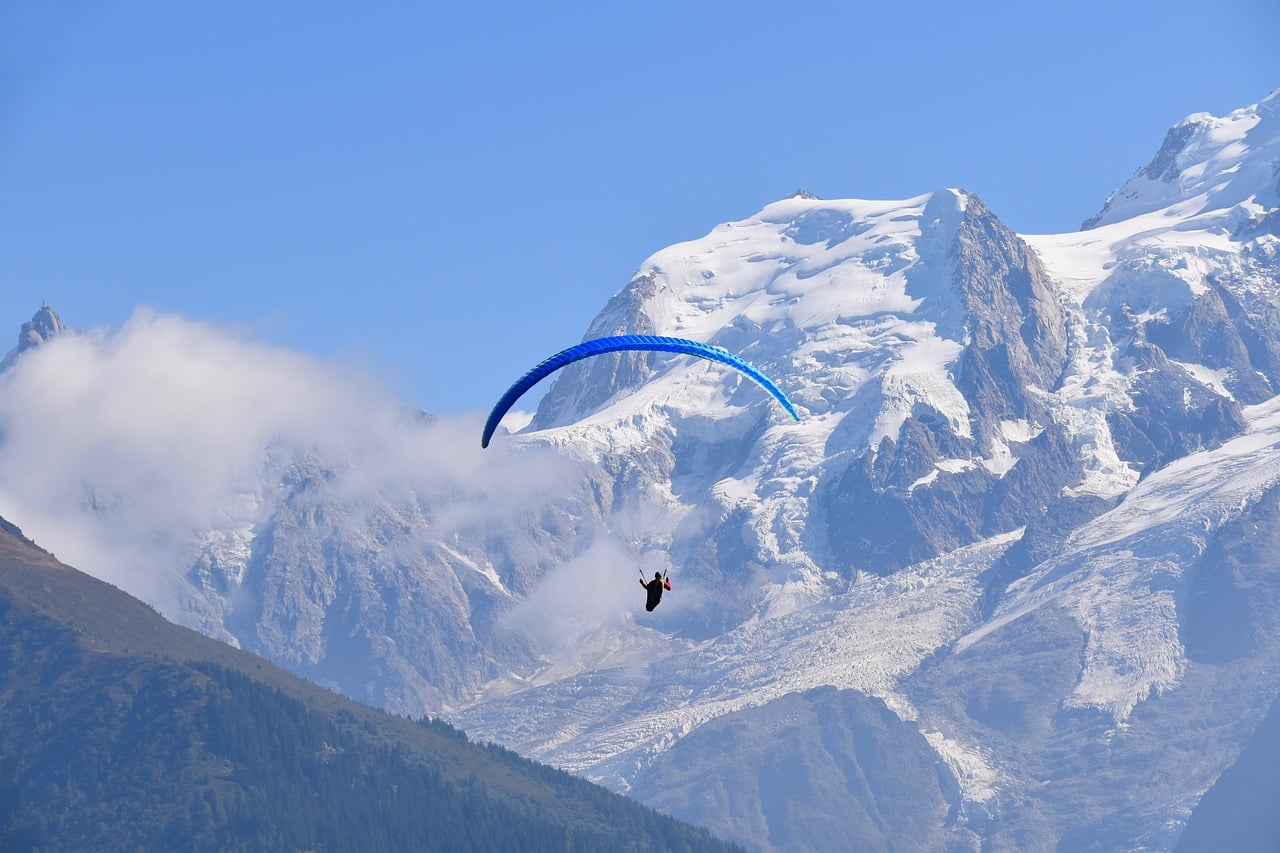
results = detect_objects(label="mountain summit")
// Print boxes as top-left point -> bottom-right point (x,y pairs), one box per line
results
1083,87 -> 1280,230
0,303 -> 67,373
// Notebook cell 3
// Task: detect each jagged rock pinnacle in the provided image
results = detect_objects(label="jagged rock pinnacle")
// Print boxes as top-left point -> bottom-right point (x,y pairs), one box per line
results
1,304 -> 68,372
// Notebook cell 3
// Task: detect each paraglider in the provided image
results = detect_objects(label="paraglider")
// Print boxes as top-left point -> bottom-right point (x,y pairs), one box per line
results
640,570 -> 671,612
481,334 -> 799,448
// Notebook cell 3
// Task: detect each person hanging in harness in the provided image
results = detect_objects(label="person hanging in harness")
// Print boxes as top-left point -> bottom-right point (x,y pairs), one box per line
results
640,570 -> 672,612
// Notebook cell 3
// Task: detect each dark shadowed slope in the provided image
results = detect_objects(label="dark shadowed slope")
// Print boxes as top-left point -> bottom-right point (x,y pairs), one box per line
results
1175,691 -> 1280,852
0,517 -> 740,853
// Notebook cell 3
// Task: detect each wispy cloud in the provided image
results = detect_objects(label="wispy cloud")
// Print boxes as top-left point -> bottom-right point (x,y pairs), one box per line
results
502,536 -> 639,649
0,308 -> 579,618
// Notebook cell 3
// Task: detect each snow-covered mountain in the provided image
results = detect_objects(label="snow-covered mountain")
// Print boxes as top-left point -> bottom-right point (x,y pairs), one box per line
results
3,88 -> 1279,850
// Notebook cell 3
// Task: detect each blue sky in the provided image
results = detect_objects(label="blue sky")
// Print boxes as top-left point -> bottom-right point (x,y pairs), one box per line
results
2,1 -> 1277,415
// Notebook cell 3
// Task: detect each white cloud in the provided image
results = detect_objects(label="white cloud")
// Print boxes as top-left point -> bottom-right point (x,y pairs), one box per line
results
0,308 -> 577,616
502,536 -> 641,650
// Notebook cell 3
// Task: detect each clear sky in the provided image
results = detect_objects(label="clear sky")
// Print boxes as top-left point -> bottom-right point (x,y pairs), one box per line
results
2,1 -> 1277,415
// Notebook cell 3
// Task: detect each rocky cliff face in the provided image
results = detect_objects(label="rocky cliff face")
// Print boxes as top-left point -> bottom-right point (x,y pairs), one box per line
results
818,192 -> 1077,577
180,442 -> 590,715
629,686 -> 973,852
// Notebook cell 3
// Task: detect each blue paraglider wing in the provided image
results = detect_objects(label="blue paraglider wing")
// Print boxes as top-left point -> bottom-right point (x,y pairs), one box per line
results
481,334 -> 799,447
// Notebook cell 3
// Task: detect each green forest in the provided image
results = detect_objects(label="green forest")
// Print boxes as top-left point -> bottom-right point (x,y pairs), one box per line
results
0,521 -> 739,852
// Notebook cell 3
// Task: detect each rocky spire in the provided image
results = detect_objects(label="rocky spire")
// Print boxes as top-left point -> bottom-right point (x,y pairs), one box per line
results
1,304 -> 69,372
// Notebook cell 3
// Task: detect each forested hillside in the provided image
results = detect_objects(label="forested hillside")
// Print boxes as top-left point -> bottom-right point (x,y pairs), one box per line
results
0,517 -> 738,852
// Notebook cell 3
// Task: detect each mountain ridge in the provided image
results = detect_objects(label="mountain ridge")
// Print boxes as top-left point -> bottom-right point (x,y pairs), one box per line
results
0,514 -> 741,851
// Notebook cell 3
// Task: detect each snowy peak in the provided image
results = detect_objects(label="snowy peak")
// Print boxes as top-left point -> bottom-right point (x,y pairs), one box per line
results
533,187 -> 1064,462
533,190 -> 974,434
523,187 -> 1081,585
1083,88 -> 1280,230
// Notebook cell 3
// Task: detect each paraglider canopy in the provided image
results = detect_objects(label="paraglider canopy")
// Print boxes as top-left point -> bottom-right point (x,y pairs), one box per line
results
481,334 -> 799,447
